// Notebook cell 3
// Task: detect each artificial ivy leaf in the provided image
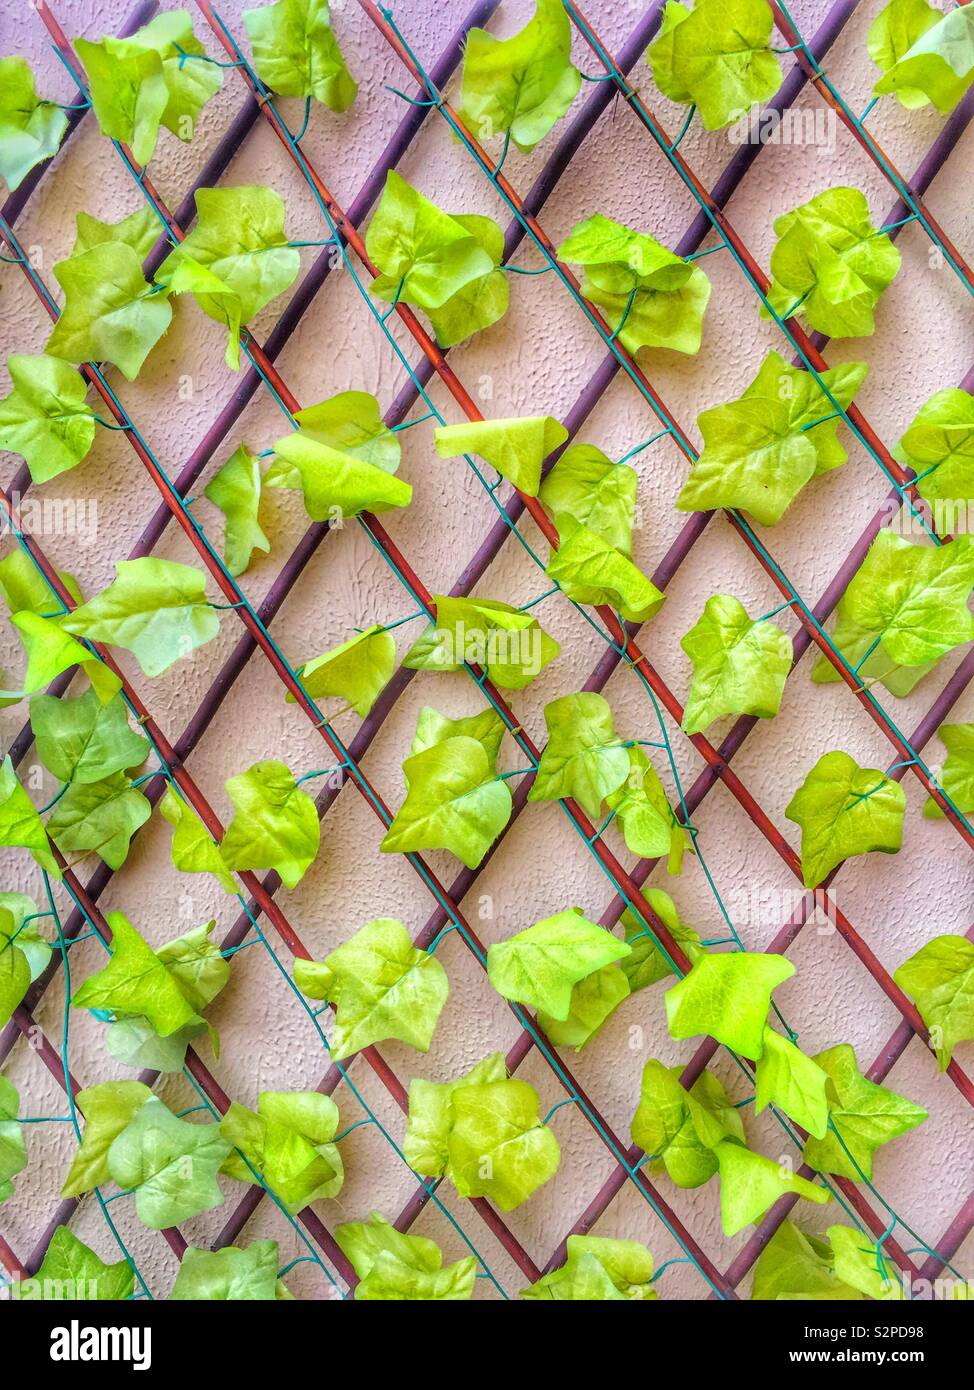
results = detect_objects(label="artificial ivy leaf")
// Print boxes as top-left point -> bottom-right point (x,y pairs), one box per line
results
426,213 -> 509,348
0,549 -> 81,619
171,1241 -> 290,1300
159,785 -> 237,893
291,625 -> 395,716
0,353 -> 97,485
72,207 -> 158,259
828,1224 -> 904,1301
380,735 -> 512,869
30,689 -> 149,785
292,389 -> 400,472
204,444 -> 270,577
605,747 -> 688,869
107,1096 -> 230,1230
264,432 -> 412,519
803,1043 -> 927,1180
0,1074 -> 26,1203
546,521 -> 665,622
220,1091 -> 343,1211
754,1026 -> 829,1138
528,691 -> 630,818
458,0 -> 580,153
812,609 -> 935,699
715,1140 -> 829,1236
646,1 -> 694,101
665,951 -> 795,1057
631,1059 -> 743,1188
925,724 -> 974,819
410,706 -> 506,768
105,1016 -> 206,1073
61,556 -> 219,677
244,0 -> 357,110
0,754 -> 58,876
434,414 -> 568,497
867,0 -> 942,109
45,242 -> 172,381
620,887 -> 704,992
157,920 -> 229,1013
220,760 -> 320,890
537,964 -> 630,1050
764,186 -> 901,339
522,1235 -> 658,1301
487,907 -> 630,1020
893,935 -> 974,1070
0,908 -> 35,1029
0,56 -> 68,190
752,1219 -> 862,1300
785,750 -> 906,889
7,611 -> 121,706
647,0 -> 782,129
295,917 -> 448,1060
403,1051 -> 507,1178
447,1077 -> 561,1209
422,594 -> 560,690
335,1211 -> 476,1301
47,770 -> 151,870
8,1227 -> 134,1301
871,0 -> 974,112
893,389 -> 974,514
366,171 -> 493,312
681,594 -> 791,733
72,911 -> 202,1037
60,1080 -> 153,1198
0,894 -> 49,981
539,443 -> 638,553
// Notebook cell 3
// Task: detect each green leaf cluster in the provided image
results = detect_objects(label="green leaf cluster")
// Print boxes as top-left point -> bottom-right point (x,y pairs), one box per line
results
869,0 -> 974,112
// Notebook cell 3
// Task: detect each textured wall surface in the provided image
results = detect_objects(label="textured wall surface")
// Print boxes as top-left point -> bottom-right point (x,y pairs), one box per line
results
0,0 -> 972,1301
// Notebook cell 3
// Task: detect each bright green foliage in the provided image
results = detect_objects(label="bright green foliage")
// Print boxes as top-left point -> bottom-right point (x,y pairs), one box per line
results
764,186 -> 901,338
8,1227 -> 135,1301
751,1219 -> 862,1300
416,594 -> 560,690
61,1080 -> 153,1197
220,1091 -> 343,1211
458,0 -> 581,153
631,1059 -> 743,1188
156,920 -> 229,1014
72,912 -> 203,1037
621,888 -> 704,992
681,594 -> 791,733
0,754 -> 58,876
426,213 -> 509,348
647,0 -> 783,130
665,951 -> 795,1056
31,689 -> 149,785
814,623 -> 931,700
47,769 -> 151,870
381,735 -> 512,868
434,414 -> 568,497
785,750 -> 906,889
894,389 -> 974,511
893,934 -> 974,1070
105,1017 -> 206,1073
537,964 -> 630,1050
870,0 -> 974,111
539,443 -> 638,553
62,557 -> 219,677
447,1077 -> 561,1210
546,521 -> 665,622
754,1026 -> 829,1138
293,917 -> 448,1060
244,0 -> 357,110
171,1240 -> 289,1300
204,445 -> 270,577
410,706 -> 506,767
828,1224 -> 904,1300
159,785 -> 237,893
292,389 -> 400,471
558,211 -> 710,355
160,186 -> 300,369
0,56 -> 68,190
803,1043 -> 927,1180
107,1096 -> 230,1230
264,431 -> 412,519
522,1235 -> 658,1300
366,171 -> 493,311
0,1074 -> 26,1203
528,691 -> 630,818
72,207 -> 158,259
0,902 -> 52,1029
336,1211 -> 476,1301
487,907 -> 630,1019
403,1052 -> 507,1178
220,760 -> 319,889
5,611 -> 121,706
0,548 -> 81,619
676,352 -> 869,525
715,1140 -> 829,1236
0,353 -> 97,484
75,10 -> 223,165
292,625 -> 395,716
606,748 -> 688,871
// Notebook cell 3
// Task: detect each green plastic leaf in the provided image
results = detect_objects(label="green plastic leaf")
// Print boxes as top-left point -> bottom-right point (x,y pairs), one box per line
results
754,1026 -> 829,1138
171,1240 -> 290,1300
8,1227 -> 134,1301
0,1074 -> 26,1203
264,431 -> 412,519
220,1091 -> 343,1211
105,1017 -> 206,1073
365,171 -> 493,311
606,747 -> 688,870
403,1052 -> 507,1178
61,556 -> 219,677
487,907 -> 630,1020
812,609 -> 935,699
458,0 -> 580,153
828,1224 -> 904,1300
244,0 -> 356,110
764,186 -> 901,338
336,1211 -> 476,1301
159,784 -> 238,894
60,1080 -> 152,1198
72,207 -> 158,259
291,625 -> 395,716
107,1096 -> 230,1230
752,1219 -> 862,1300
676,351 -> 869,525
522,1235 -> 658,1301
295,917 -> 448,1060
0,754 -> 58,876
0,907 -> 39,1029
47,769 -> 150,870
0,353 -> 96,484
204,444 -> 270,577
421,594 -> 560,690
434,414 -> 568,497
631,1059 -> 743,1188
292,389 -> 400,472
31,689 -> 148,785
546,521 -> 665,622
803,1043 -> 927,1180
45,242 -> 172,381
447,1077 -> 561,1210
665,951 -> 795,1056
925,724 -> 974,819
715,1140 -> 829,1236
893,934 -> 974,1070
5,611 -> 120,707
537,964 -> 630,1050
0,549 -> 81,619
380,735 -> 512,869
410,706 -> 506,768
621,888 -> 704,992
681,594 -> 791,733
528,691 -> 630,819
220,760 -> 320,890
785,749 -> 906,889
871,0 -> 974,112
72,911 -> 202,1037
647,0 -> 783,129
894,389 -> 974,514
0,56 -> 68,190
0,894 -> 49,982
158,919 -> 229,1013
426,213 -> 509,348
867,0 -> 942,109
539,442 -> 638,553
